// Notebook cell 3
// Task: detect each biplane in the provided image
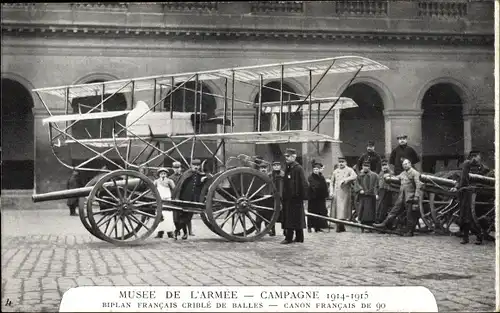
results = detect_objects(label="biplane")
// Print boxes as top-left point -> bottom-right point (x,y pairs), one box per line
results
32,56 -> 396,245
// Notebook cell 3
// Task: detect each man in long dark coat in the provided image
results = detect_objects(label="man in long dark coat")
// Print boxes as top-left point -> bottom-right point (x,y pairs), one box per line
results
452,150 -> 484,245
356,141 -> 382,174
354,161 -> 379,229
307,162 -> 329,233
389,134 -> 420,175
376,159 -> 395,223
175,159 -> 208,240
281,148 -> 308,244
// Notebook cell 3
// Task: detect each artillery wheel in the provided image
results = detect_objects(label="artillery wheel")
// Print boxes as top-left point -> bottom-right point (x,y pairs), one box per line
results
79,175 -> 106,240
205,167 -> 279,242
428,192 -> 460,235
418,192 -> 436,231
471,192 -> 495,239
87,170 -> 163,246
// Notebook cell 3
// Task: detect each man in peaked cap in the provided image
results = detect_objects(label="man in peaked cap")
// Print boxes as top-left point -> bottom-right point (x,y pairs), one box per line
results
280,148 -> 308,244
169,161 -> 183,184
389,134 -> 420,175
357,140 -> 382,174
354,160 -> 379,229
329,156 -> 357,232
376,158 -> 395,223
174,158 -> 209,240
452,149 -> 491,245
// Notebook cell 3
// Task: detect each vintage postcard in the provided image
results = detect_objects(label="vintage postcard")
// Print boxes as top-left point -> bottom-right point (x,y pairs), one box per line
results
1,2 -> 497,312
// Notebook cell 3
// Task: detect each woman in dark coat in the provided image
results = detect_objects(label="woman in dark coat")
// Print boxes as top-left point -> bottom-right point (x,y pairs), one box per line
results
307,162 -> 329,232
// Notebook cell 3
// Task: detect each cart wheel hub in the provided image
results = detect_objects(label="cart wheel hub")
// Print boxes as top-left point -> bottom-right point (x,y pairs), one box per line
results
236,199 -> 250,212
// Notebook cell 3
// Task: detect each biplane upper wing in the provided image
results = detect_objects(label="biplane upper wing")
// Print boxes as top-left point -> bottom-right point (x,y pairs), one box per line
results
42,111 -> 130,124
257,97 -> 357,113
32,56 -> 389,99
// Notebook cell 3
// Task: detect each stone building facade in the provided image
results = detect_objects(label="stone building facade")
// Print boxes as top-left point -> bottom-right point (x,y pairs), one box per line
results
1,1 -> 495,195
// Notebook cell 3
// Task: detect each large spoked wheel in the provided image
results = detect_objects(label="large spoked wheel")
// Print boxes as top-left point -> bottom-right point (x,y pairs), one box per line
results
86,170 -> 163,246
471,189 -> 495,239
205,167 -> 280,242
79,175 -> 107,240
418,191 -> 436,231
428,192 -> 460,235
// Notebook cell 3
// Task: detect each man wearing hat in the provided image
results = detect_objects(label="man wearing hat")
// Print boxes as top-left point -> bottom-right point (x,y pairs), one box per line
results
154,167 -> 176,239
374,158 -> 421,236
281,148 -> 309,244
329,157 -> 357,232
451,149 -> 488,245
307,161 -> 329,233
169,161 -> 183,185
271,161 -> 285,234
376,159 -> 396,223
389,135 -> 420,175
356,141 -> 382,174
354,161 -> 379,229
175,159 -> 209,239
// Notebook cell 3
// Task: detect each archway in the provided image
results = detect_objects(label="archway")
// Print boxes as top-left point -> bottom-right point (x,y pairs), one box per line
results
339,83 -> 385,168
164,81 -> 217,169
421,83 -> 464,173
253,82 -> 302,164
1,78 -> 34,189
70,79 -> 128,183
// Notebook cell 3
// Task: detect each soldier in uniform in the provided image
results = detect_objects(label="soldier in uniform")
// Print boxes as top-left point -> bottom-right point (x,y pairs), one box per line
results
451,150 -> 486,245
281,148 -> 308,244
175,159 -> 209,240
354,161 -> 379,229
376,159 -> 395,223
374,158 -> 422,236
356,141 -> 382,174
389,135 -> 420,175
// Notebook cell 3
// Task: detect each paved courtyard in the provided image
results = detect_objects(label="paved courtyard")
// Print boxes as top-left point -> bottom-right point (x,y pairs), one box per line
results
1,208 -> 496,312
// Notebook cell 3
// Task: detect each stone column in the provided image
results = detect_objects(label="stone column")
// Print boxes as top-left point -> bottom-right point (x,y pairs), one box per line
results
463,107 -> 495,167
384,109 -> 423,171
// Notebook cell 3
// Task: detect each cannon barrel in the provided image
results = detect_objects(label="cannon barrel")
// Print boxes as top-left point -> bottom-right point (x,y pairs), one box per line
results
419,174 -> 456,187
469,173 -> 495,186
384,175 -> 401,185
32,178 -> 142,203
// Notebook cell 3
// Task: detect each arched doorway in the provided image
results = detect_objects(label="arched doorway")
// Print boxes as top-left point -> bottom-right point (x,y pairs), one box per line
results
421,83 -> 464,173
1,78 -> 34,189
70,79 -> 128,183
339,83 -> 385,167
164,81 -> 217,169
253,82 -> 302,164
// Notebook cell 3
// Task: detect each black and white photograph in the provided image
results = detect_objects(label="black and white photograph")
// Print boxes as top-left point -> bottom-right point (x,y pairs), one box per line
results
1,1 -> 497,312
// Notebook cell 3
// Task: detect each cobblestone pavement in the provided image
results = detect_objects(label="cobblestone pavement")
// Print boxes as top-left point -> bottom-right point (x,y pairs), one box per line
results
1,209 -> 496,312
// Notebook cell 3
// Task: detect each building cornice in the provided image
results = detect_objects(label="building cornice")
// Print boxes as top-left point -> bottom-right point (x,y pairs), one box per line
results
0,23 -> 493,47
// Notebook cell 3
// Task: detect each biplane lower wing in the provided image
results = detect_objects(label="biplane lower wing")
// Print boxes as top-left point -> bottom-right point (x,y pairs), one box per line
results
42,111 -> 131,124
62,130 -> 340,147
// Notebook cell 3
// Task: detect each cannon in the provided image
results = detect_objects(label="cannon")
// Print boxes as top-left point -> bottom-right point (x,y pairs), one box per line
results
385,171 -> 495,236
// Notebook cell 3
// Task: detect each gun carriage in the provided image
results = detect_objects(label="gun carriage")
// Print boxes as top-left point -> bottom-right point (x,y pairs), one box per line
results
32,56 -> 393,245
384,172 -> 495,236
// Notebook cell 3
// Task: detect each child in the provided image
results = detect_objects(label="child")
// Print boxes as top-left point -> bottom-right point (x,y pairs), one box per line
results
154,168 -> 175,239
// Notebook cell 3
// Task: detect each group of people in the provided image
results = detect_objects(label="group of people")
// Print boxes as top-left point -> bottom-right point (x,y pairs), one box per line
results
153,159 -> 208,240
66,133 -> 492,246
